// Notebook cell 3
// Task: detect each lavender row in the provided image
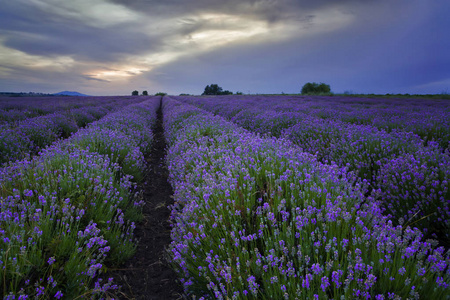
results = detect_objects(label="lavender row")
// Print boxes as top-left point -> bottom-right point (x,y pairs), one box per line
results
0,97 -> 146,165
283,120 -> 450,245
0,96 -> 160,299
175,95 -> 450,247
163,97 -> 449,299
176,95 -> 450,150
297,104 -> 450,150
0,96 -> 143,126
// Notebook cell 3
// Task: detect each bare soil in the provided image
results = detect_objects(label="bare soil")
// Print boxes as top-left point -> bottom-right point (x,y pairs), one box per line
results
108,101 -> 183,299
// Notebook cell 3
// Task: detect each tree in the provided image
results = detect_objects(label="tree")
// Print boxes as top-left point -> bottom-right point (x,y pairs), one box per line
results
202,84 -> 222,95
132,90 -> 139,96
155,92 -> 167,96
202,84 -> 233,95
142,90 -> 148,95
301,82 -> 331,95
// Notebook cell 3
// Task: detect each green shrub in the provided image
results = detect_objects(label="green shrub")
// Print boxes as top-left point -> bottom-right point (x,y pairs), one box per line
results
301,82 -> 332,95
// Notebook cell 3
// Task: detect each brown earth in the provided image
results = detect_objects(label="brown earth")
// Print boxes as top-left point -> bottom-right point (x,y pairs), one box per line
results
108,101 -> 183,299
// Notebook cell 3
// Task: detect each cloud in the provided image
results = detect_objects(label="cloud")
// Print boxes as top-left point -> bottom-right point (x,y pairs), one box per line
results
107,0 -> 372,22
81,75 -> 111,83
412,78 -> 450,94
0,0 -> 448,95
0,0 -> 358,74
0,12 -> 161,63
140,0 -> 449,95
0,40 -> 75,76
17,0 -> 140,28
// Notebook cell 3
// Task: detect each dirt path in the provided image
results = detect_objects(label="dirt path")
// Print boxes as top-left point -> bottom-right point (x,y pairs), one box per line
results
110,99 -> 183,299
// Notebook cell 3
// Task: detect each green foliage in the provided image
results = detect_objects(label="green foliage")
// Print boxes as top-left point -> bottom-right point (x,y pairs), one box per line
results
202,84 -> 233,95
301,82 -> 332,95
202,84 -> 222,95
155,92 -> 167,96
0,149 -> 135,298
142,90 -> 148,95
0,99 -> 159,298
69,110 -> 95,127
131,90 -> 139,96
164,99 -> 450,299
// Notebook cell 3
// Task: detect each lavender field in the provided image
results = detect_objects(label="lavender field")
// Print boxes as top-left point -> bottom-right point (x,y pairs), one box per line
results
0,96 -> 146,165
165,95 -> 449,299
1,96 -> 160,298
1,95 -> 449,299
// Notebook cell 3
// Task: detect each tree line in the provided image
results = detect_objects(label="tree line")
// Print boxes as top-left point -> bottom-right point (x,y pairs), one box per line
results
132,82 -> 332,96
131,90 -> 166,96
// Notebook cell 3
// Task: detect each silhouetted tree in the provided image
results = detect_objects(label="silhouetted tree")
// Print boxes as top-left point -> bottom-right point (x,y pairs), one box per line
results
155,92 -> 167,96
202,84 -> 233,95
203,84 -> 222,95
301,82 -> 331,95
132,90 -> 139,96
142,90 -> 148,95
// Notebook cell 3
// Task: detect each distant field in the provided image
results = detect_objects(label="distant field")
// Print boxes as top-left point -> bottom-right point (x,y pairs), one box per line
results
1,95 -> 449,299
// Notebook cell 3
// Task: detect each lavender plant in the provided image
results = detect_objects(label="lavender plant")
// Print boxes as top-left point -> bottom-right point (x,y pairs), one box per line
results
66,100 -> 158,182
375,145 -> 450,245
0,97 -> 146,165
0,148 -> 132,298
177,95 -> 450,151
177,95 -> 450,249
282,120 -> 428,182
0,96 -> 145,126
163,98 -> 449,299
0,97 -> 160,298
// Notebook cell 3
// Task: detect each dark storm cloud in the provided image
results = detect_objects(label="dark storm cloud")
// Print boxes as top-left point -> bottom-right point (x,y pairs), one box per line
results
107,0 -> 374,20
0,0 -> 374,61
0,2 -> 162,63
105,0 -> 354,38
1,27 -> 157,62
0,0 -> 449,95
145,0 -> 450,95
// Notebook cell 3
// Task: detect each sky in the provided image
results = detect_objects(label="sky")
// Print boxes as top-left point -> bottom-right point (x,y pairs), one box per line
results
0,0 -> 449,96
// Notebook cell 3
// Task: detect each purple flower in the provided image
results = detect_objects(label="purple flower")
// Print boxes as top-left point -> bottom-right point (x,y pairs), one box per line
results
47,257 -> 56,265
311,263 -> 323,275
54,291 -> 63,299
36,286 -> 44,297
332,270 -> 343,288
302,273 -> 313,289
321,276 -> 330,292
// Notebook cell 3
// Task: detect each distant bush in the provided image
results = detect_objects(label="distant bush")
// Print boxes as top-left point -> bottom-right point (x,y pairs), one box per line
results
301,82 -> 331,95
155,92 -> 167,96
132,90 -> 139,96
202,84 -> 233,95
142,90 -> 148,95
